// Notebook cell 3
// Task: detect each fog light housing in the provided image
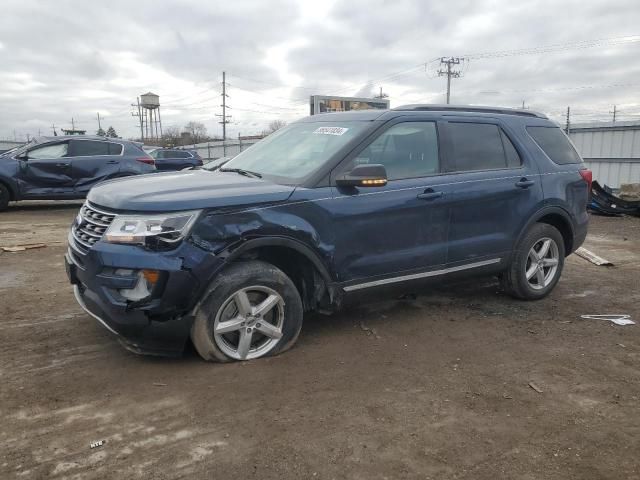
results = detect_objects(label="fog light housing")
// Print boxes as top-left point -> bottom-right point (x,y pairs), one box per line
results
118,269 -> 160,302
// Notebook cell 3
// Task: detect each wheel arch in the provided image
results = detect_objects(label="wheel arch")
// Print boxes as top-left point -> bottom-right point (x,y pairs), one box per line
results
0,176 -> 18,201
516,206 -> 575,257
221,237 -> 338,312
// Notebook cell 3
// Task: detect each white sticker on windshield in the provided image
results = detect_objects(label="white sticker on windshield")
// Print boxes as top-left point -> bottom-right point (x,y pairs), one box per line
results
313,126 -> 349,136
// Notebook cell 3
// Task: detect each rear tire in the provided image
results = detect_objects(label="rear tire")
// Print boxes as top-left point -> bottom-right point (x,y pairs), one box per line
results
0,183 -> 10,212
191,260 -> 303,362
502,223 -> 565,300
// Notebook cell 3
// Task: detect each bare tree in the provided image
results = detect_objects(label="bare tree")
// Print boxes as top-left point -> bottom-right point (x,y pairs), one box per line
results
162,126 -> 182,147
184,121 -> 208,144
264,120 -> 287,135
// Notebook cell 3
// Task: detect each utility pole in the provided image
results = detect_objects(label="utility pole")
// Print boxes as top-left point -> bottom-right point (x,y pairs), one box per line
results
610,105 -> 617,123
71,118 -> 76,131
216,71 -> 231,142
438,57 -> 462,104
375,86 -> 389,99
97,112 -> 102,132
51,124 -> 57,136
565,106 -> 571,134
131,98 -> 144,141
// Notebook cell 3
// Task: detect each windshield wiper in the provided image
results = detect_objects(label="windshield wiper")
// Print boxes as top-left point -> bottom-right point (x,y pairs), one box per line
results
219,168 -> 262,179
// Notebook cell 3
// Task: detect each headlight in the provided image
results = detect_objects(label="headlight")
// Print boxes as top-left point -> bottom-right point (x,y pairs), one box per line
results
104,210 -> 200,248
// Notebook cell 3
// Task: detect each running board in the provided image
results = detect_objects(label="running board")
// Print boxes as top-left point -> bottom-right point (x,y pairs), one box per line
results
343,258 -> 502,292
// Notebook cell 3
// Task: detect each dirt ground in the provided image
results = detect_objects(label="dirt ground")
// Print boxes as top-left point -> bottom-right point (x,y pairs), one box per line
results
1,201 -> 639,480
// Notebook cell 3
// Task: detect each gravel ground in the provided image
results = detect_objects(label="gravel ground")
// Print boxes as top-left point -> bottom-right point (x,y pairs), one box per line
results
1,201 -> 639,480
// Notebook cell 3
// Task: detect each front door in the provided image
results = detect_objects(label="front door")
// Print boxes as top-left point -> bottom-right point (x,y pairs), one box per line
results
328,119 -> 452,287
17,141 -> 74,197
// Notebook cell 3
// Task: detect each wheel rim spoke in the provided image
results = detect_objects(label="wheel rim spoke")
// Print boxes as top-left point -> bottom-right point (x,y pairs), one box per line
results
255,321 -> 283,339
537,239 -> 551,259
526,264 -> 538,280
542,258 -> 558,267
535,267 -> 546,286
254,294 -> 281,317
215,317 -> 245,334
237,328 -> 253,359
233,290 -> 252,317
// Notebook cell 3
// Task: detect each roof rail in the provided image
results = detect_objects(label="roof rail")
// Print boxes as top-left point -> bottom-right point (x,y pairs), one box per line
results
392,104 -> 547,119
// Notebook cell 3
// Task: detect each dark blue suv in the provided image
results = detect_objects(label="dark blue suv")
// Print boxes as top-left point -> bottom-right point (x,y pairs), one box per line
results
65,105 -> 591,362
148,148 -> 203,171
0,136 -> 156,210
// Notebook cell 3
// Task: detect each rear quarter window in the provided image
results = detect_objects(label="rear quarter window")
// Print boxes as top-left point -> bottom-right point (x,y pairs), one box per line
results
527,126 -> 582,165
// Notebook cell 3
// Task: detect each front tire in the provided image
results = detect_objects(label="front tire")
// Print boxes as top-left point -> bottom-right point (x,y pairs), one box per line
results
502,223 -> 565,300
0,183 -> 10,211
191,260 -> 303,362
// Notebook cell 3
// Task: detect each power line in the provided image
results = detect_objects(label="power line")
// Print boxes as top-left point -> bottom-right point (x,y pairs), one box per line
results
462,34 -> 640,60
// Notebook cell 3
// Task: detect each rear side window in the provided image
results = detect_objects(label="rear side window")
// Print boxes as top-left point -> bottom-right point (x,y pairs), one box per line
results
447,123 -> 521,172
527,126 -> 582,164
70,140 -> 109,156
108,143 -> 123,155
172,151 -> 192,159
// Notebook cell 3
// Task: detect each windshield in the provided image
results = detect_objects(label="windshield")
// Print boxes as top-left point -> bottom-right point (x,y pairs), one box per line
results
222,121 -> 370,182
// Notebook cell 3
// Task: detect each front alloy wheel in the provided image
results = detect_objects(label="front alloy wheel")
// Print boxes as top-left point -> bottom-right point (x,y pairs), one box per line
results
191,260 -> 304,362
213,286 -> 285,360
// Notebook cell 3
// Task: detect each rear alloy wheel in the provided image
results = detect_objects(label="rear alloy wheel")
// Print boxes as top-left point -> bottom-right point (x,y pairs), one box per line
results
502,223 -> 565,300
191,260 -> 303,362
525,238 -> 560,290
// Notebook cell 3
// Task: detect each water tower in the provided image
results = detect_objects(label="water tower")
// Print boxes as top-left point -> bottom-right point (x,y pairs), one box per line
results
139,92 -> 162,142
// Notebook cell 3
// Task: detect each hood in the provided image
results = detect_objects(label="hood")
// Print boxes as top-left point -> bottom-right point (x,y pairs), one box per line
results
88,170 -> 296,212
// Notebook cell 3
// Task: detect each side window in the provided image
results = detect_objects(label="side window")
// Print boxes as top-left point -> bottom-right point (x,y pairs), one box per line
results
69,140 -> 110,157
108,143 -> 123,155
500,130 -> 522,168
27,143 -> 68,159
448,122 -> 519,172
351,122 -> 439,181
527,126 -> 582,165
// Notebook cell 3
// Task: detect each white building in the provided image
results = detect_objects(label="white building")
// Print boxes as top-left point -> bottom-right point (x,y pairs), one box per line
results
569,121 -> 640,188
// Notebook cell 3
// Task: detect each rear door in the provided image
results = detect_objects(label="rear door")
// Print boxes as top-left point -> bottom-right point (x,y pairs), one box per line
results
17,141 -> 74,196
441,118 -> 544,266
70,139 -> 123,194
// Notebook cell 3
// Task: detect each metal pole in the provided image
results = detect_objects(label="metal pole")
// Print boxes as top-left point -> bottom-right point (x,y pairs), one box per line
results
222,71 -> 227,141
137,98 -> 144,141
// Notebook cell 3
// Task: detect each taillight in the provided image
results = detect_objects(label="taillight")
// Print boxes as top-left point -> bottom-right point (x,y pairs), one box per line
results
579,168 -> 593,191
136,156 -> 155,166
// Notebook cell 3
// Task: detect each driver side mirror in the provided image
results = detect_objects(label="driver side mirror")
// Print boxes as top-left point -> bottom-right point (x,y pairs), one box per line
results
16,152 -> 28,160
336,163 -> 388,187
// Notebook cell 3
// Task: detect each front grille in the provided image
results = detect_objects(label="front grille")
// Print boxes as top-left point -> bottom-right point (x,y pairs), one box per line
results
71,203 -> 116,254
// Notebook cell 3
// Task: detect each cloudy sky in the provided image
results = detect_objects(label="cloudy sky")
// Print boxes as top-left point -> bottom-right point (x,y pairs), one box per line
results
1,0 -> 639,141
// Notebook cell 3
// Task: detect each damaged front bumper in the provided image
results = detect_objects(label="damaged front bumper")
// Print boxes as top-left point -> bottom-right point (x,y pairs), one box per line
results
65,232 -> 223,356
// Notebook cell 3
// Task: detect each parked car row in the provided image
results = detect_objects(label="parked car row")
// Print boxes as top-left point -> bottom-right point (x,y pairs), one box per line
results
0,140 -> 209,210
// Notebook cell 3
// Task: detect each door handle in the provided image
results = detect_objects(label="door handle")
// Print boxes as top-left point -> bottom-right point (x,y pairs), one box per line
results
417,189 -> 443,200
515,178 -> 535,189
106,160 -> 119,164
56,162 -> 70,168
